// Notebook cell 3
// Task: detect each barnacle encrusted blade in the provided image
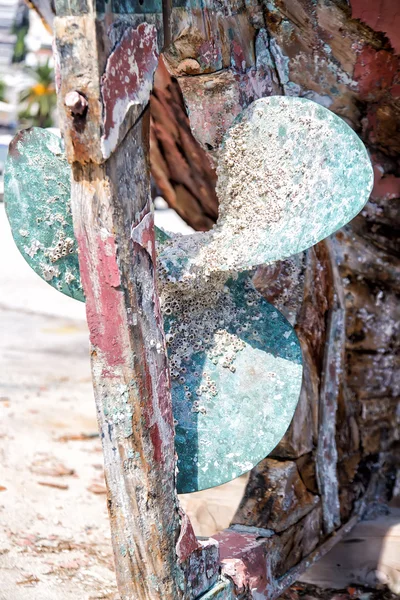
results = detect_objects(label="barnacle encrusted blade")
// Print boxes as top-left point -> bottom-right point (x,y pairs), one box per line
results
162,272 -> 303,493
157,96 -> 374,280
4,128 -> 84,301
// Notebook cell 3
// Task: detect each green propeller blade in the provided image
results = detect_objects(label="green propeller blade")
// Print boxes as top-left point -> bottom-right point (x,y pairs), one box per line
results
164,272 -> 302,493
5,128 -> 84,302
5,93 -> 373,493
157,96 -> 374,282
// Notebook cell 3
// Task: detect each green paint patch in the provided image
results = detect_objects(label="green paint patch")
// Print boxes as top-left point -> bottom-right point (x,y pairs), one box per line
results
164,272 -> 302,493
4,128 -> 84,302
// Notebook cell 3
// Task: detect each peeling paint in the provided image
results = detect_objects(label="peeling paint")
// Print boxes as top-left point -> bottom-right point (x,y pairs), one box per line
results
101,23 -> 159,157
354,46 -> 399,99
78,232 -> 125,368
131,205 -> 157,263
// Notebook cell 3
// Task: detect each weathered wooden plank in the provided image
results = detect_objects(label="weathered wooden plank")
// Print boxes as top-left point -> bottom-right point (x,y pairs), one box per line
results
69,118 -> 193,600
54,12 -> 163,163
212,509 -> 361,599
232,459 -> 319,532
316,310 -> 343,533
53,1 -> 196,598
314,240 -> 345,534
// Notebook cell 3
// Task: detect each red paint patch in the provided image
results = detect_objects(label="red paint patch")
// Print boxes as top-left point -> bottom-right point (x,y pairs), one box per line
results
150,423 -> 163,463
231,40 -> 247,73
157,367 -> 174,424
77,233 -> 125,367
101,23 -> 158,153
391,83 -> 400,98
176,509 -> 199,563
216,529 -> 270,596
353,46 -> 399,99
131,210 -> 157,265
371,166 -> 400,201
350,0 -> 400,55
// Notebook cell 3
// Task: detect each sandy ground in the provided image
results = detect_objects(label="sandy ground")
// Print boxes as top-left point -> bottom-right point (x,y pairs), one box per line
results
0,205 -> 118,599
0,204 -> 399,600
0,204 -> 245,599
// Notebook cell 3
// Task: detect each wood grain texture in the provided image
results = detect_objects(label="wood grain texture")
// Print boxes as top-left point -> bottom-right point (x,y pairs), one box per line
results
68,120 -> 189,600
54,3 -> 197,598
150,57 -> 218,231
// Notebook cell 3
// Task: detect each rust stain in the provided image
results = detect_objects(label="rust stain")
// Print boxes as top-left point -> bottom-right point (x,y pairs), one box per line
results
353,45 -> 399,99
150,423 -> 163,463
176,509 -> 199,563
7,128 -> 30,159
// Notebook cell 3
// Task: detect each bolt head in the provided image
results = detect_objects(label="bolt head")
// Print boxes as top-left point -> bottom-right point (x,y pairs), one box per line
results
64,91 -> 88,116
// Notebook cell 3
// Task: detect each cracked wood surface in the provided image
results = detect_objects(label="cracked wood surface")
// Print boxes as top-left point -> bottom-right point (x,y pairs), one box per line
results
53,3 -> 197,599
18,0 -> 400,597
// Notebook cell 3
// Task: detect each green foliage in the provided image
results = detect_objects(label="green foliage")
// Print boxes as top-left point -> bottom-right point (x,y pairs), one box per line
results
11,3 -> 29,64
18,61 -> 57,128
0,80 -> 7,103
12,26 -> 28,63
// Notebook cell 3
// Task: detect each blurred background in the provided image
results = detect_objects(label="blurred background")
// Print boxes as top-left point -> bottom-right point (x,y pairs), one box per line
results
0,1 -> 399,599
0,0 -> 56,199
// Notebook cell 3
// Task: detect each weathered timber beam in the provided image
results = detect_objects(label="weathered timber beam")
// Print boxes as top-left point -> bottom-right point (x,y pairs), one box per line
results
316,240 -> 344,534
53,1 -> 199,598
207,511 -> 360,599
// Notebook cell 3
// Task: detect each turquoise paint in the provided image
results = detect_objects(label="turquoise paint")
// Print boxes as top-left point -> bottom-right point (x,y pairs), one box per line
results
4,128 -> 84,302
4,94 -> 373,492
167,272 -> 302,493
199,579 -> 235,599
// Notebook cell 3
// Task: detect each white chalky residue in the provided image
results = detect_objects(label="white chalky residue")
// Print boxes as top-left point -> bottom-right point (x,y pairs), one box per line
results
41,263 -> 60,281
157,96 -> 373,284
25,239 -> 43,258
157,261 -> 266,407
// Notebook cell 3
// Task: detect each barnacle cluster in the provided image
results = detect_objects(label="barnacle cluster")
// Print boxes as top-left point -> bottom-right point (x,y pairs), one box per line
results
157,246 -> 265,416
48,233 -> 75,263
40,263 -> 60,282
